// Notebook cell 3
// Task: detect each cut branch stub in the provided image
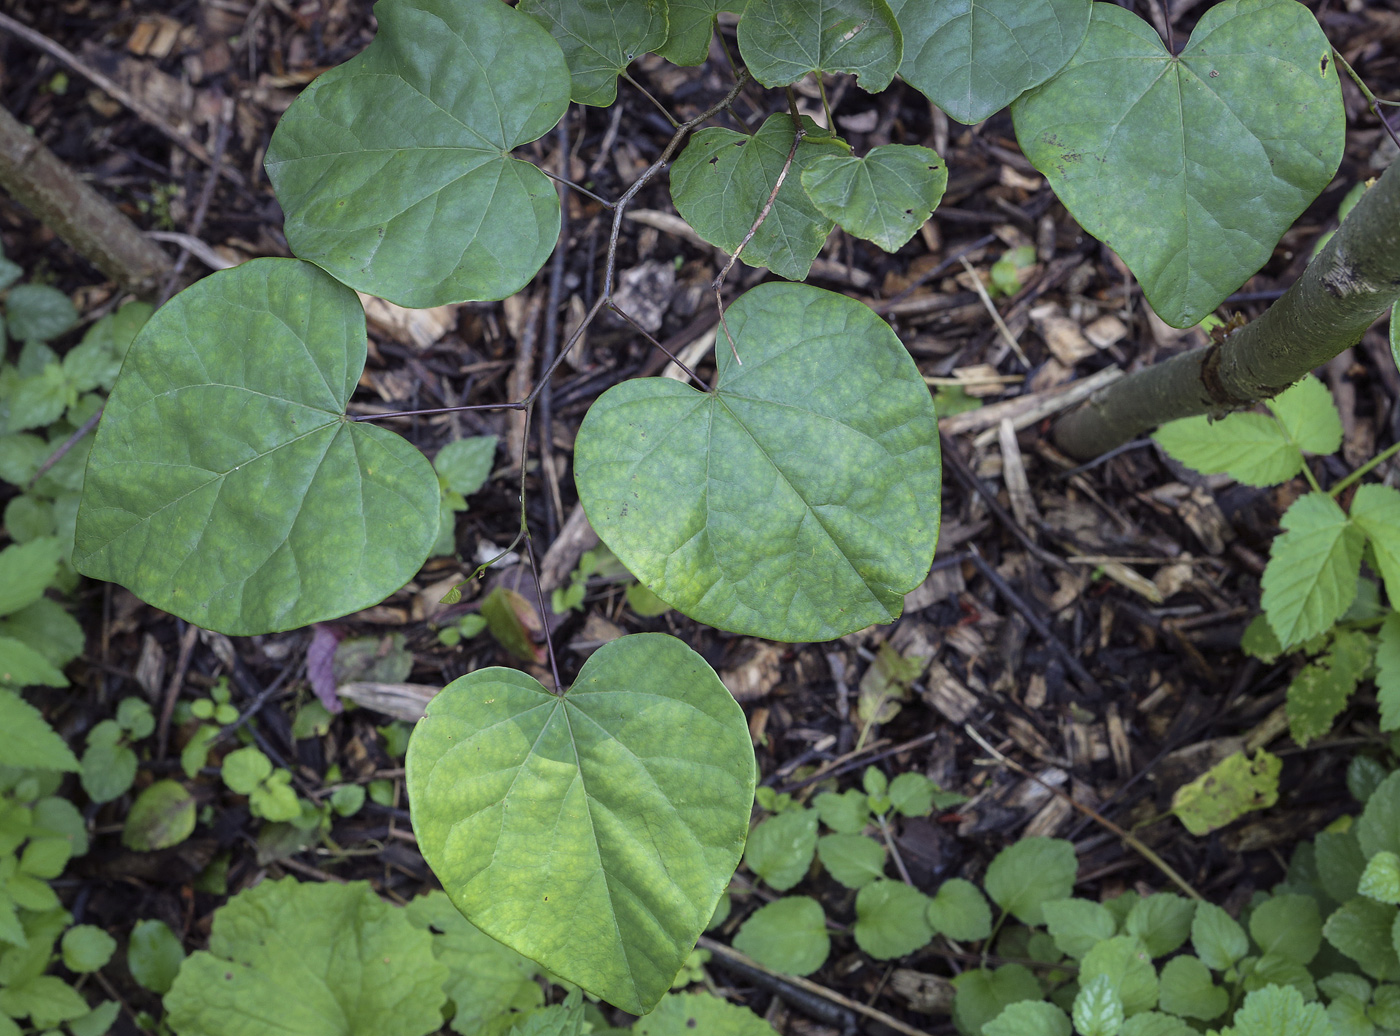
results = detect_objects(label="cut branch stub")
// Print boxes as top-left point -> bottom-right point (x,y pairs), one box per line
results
574,282 -> 941,643
1011,0 -> 1344,328
73,259 -> 440,635
265,0 -> 571,308
406,633 -> 755,1016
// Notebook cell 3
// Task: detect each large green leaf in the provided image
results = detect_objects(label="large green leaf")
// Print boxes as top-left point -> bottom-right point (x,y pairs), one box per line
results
74,259 -> 440,635
1011,0 -> 1343,327
265,0 -> 570,307
670,115 -> 848,282
164,878 -> 449,1036
737,0 -> 902,91
1260,491 -> 1362,649
887,0 -> 1090,125
519,0 -> 668,105
405,633 -> 755,1016
656,0 -> 749,66
574,283 -> 940,642
800,144 -> 946,252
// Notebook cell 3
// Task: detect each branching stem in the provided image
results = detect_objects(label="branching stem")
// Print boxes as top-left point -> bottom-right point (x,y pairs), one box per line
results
1333,49 -> 1400,152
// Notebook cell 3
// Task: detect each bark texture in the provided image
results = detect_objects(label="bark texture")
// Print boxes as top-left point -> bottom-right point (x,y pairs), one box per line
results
0,103 -> 173,298
1054,156 -> 1400,460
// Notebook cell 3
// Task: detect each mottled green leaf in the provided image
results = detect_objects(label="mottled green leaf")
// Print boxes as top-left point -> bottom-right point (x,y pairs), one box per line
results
74,260 -> 440,635
656,0 -> 748,65
738,0 -> 901,91
1261,492 -> 1363,649
733,896 -> 829,975
745,809 -> 818,891
671,115 -> 848,282
575,283 -> 940,642
122,780 -> 196,851
407,634 -> 754,1015
1012,0 -> 1344,327
265,0 -> 570,306
887,0 -> 1090,124
1073,974 -> 1125,1036
800,144 -> 945,252
165,878 -> 448,1036
1361,851 -> 1400,905
519,0 -> 666,105
1171,749 -> 1280,835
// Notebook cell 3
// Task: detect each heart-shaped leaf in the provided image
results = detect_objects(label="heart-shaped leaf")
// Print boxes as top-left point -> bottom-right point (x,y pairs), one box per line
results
519,0 -> 668,105
888,0 -> 1090,125
74,259 -> 440,635
657,0 -> 749,67
574,282 -> 941,642
800,144 -> 946,252
671,114 -> 848,282
264,0 -> 571,308
406,633 -> 754,1015
1011,0 -> 1344,327
738,0 -> 902,92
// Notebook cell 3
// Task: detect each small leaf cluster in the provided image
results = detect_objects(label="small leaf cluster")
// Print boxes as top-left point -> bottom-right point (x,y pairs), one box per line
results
1156,375 -> 1400,744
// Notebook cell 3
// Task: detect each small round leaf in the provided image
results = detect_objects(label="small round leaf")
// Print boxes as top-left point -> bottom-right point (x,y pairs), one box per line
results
127,919 -> 185,995
1011,0 -> 1344,327
854,879 -> 932,959
265,0 -> 571,306
61,926 -> 117,973
575,283 -> 941,642
74,259 -> 440,635
732,896 -> 830,975
122,780 -> 196,852
407,633 -> 755,1016
983,837 -> 1077,926
888,0 -> 1091,124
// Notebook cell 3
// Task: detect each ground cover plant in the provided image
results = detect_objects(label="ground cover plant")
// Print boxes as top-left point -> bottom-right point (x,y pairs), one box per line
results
0,0 -> 1398,1031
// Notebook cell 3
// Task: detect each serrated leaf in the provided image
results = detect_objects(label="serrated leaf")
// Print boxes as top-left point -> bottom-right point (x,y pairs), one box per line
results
0,637 -> 67,690
886,772 -> 938,817
670,115 -> 849,282
633,993 -> 777,1036
1392,301 -> 1399,370
656,0 -> 748,65
1191,901 -> 1249,971
265,0 -> 570,307
74,260 -> 440,635
519,0 -> 666,106
1043,897 -> 1116,959
1230,985 -> 1332,1036
799,144 -> 946,252
732,896 -> 830,975
813,789 -> 870,834
737,0 -> 902,91
1350,755 -> 1389,804
817,833 -> 885,888
1325,898 -> 1400,980
1081,935 -> 1158,1015
1124,893 -> 1194,959
745,809 -> 819,891
1157,955 -> 1227,1020
951,964 -> 1041,1036
0,974 -> 89,1027
164,878 -> 448,1036
1267,375 -> 1343,456
983,837 -> 1077,926
407,634 -> 754,1015
1377,613 -> 1400,731
1120,1013 -> 1193,1036
6,284 -> 77,343
983,1000 -> 1071,1036
1360,851 -> 1400,905
1316,829 -> 1367,903
1351,485 -> 1400,608
1073,974 -> 1125,1036
575,283 -> 940,642
1288,658 -> 1356,747
1153,413 -> 1301,487
927,878 -> 992,942
1261,492 -> 1362,649
1360,772 -> 1400,861
0,690 -> 79,771
1372,984 -> 1400,1028
1172,749 -> 1280,835
887,0 -> 1090,125
854,879 -> 932,959
1250,893 -> 1322,964
1011,0 -> 1344,327
0,537 -> 62,617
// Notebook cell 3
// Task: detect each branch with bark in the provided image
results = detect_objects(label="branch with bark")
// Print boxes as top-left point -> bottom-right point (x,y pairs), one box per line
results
1053,156 -> 1400,460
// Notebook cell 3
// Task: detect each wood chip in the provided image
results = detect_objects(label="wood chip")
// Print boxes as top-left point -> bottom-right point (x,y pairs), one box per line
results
625,209 -> 710,250
1023,794 -> 1073,839
722,641 -> 784,701
1084,314 -> 1129,349
337,682 -> 436,722
999,418 -> 1040,531
358,293 -> 456,350
918,660 -> 978,722
1098,560 -> 1165,604
890,970 -> 955,1014
939,364 -> 1122,439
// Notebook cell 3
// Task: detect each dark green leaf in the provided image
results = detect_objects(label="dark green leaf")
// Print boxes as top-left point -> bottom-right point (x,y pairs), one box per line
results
265,0 -> 570,306
1157,955 -> 1227,1020
951,964 -> 1041,1036
1359,772 -> 1400,861
5,284 -> 76,343
1324,898 -> 1400,980
887,0 -> 1090,124
800,144 -> 946,252
127,919 -> 185,995
1191,901 -> 1248,972
518,0 -> 667,106
122,780 -> 195,851
656,0 -> 748,66
738,0 -> 902,91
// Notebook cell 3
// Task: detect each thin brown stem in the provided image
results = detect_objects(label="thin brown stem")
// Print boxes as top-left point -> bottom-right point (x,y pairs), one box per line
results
622,71 -> 680,128
607,301 -> 708,389
1333,49 -> 1400,152
539,166 -> 615,209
